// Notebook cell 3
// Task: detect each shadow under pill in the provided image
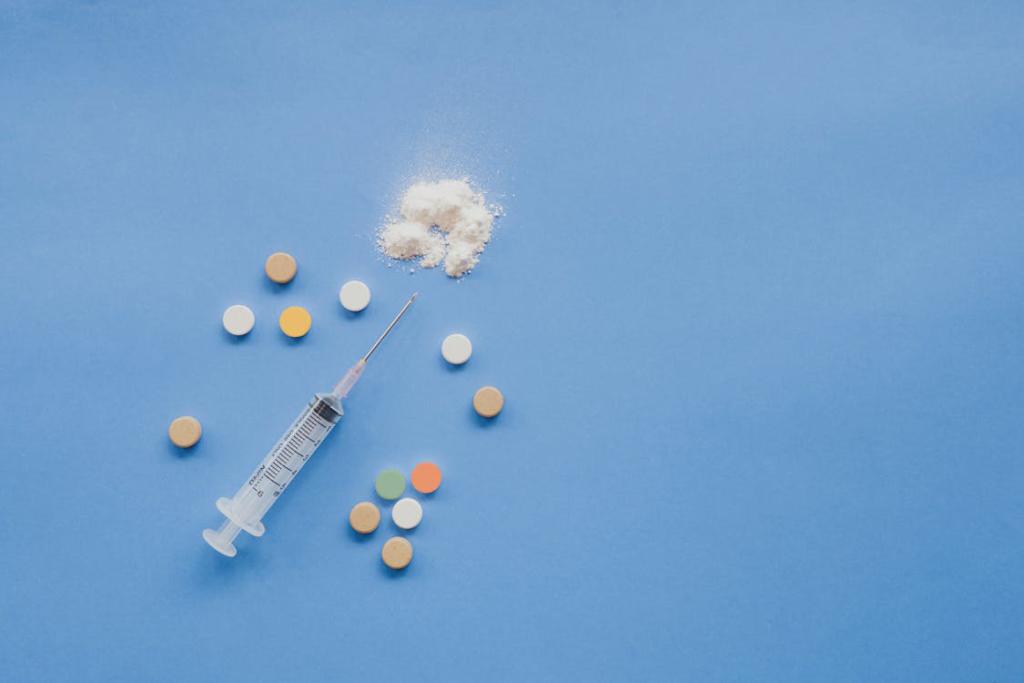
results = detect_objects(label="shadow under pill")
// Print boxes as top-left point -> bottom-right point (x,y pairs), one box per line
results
379,563 -> 413,579
419,488 -> 443,502
222,328 -> 253,344
347,526 -> 376,543
438,356 -> 468,373
262,279 -> 291,294
470,407 -> 501,428
166,437 -> 202,459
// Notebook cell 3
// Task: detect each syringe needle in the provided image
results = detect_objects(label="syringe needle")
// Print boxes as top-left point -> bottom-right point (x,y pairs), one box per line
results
333,293 -> 418,398
362,292 -> 418,363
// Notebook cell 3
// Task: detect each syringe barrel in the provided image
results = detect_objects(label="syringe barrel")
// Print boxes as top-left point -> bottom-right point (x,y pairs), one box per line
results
228,393 -> 344,527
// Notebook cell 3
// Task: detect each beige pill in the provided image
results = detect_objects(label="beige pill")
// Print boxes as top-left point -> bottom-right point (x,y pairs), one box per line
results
168,416 -> 202,448
349,501 -> 381,535
265,252 -> 297,284
473,386 -> 504,418
382,537 -> 413,570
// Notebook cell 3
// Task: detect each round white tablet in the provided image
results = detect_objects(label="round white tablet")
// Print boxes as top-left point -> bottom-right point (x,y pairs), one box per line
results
339,280 -> 371,312
391,497 -> 423,530
222,305 -> 255,336
441,333 -> 473,365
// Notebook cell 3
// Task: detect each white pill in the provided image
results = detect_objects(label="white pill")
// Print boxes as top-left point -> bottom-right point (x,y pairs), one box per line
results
441,333 -> 473,365
222,305 -> 255,336
391,497 -> 423,530
339,280 -> 371,312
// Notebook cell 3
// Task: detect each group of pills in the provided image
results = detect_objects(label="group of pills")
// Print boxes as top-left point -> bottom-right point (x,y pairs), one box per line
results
349,462 -> 443,570
168,251 -> 373,448
169,251 -> 507,569
343,332 -> 506,571
221,251 -> 373,339
168,332 -> 504,448
439,332 -> 505,418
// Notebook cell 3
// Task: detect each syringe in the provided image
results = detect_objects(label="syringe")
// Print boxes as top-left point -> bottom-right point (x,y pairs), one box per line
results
203,293 -> 418,557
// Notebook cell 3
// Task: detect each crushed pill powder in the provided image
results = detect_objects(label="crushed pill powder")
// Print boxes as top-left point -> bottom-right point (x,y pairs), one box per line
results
378,179 -> 498,277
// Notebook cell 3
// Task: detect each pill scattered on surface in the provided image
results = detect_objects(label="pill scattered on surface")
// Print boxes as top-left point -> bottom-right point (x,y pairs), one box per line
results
441,333 -> 473,365
473,386 -> 504,418
392,498 -> 423,530
375,468 -> 406,500
222,304 -> 255,336
265,252 -> 297,284
279,306 -> 312,338
168,416 -> 202,448
339,280 -> 371,312
349,501 -> 381,535
411,462 -> 442,494
382,537 -> 413,570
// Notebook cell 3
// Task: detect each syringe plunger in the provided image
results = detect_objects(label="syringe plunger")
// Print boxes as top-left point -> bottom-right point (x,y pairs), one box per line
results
203,519 -> 242,557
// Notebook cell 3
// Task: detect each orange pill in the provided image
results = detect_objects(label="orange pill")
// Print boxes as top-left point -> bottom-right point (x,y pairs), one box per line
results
411,462 -> 442,494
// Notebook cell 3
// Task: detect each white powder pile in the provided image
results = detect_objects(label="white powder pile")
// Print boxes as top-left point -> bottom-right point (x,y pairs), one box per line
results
378,179 -> 498,277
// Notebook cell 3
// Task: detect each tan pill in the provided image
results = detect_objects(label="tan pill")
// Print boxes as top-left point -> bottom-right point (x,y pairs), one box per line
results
168,416 -> 202,448
265,252 -> 297,284
382,537 -> 413,570
473,386 -> 504,418
349,501 -> 381,535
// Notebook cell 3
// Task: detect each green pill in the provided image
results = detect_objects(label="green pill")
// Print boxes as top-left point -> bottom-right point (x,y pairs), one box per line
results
375,468 -> 406,501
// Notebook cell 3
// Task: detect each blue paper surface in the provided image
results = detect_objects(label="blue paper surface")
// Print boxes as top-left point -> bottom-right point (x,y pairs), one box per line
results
2,2 -> 1023,681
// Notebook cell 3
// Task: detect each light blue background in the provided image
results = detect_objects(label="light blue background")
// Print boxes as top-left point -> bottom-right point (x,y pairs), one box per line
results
2,2 -> 1023,681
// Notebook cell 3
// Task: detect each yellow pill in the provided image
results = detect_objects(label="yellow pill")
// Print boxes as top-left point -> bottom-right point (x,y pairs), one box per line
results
279,306 -> 312,338
168,416 -> 202,448
265,252 -> 297,284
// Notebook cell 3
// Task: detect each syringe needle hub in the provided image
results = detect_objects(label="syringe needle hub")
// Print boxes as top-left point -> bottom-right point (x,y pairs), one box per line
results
332,359 -> 365,398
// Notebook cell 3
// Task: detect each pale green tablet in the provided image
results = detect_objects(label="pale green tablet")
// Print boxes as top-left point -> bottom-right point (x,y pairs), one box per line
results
375,468 -> 406,500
